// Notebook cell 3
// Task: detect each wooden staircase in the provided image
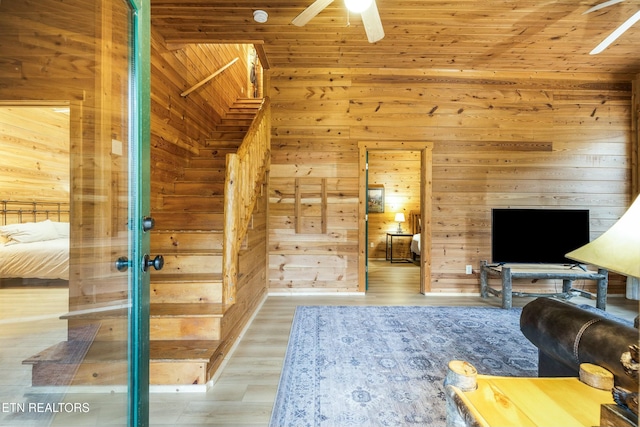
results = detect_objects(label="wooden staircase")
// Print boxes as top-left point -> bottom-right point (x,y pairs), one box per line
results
24,98 -> 267,388
149,97 -> 263,385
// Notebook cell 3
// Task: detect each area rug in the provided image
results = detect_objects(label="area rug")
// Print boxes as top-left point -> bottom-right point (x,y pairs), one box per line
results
270,306 -> 538,427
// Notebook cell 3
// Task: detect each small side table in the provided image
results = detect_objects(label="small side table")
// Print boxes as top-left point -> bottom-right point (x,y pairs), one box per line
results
385,233 -> 413,263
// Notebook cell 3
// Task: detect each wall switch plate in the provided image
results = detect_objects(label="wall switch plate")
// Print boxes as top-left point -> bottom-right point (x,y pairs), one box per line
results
465,265 -> 473,274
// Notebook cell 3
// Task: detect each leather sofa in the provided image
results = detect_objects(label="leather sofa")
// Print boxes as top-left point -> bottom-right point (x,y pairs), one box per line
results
520,297 -> 638,390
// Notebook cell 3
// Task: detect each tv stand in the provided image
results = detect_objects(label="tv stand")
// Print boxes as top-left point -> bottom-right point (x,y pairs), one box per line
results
569,263 -> 587,272
479,261 -> 608,310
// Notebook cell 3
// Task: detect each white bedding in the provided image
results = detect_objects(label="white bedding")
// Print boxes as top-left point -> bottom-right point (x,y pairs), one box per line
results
411,233 -> 420,255
0,238 -> 69,280
0,220 -> 69,280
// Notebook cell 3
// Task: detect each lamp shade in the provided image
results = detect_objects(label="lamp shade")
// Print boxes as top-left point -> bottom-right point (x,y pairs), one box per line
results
394,213 -> 405,223
565,195 -> 640,278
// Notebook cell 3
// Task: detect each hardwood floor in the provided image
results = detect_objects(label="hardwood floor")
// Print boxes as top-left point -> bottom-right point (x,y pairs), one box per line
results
149,260 -> 638,427
0,261 -> 637,426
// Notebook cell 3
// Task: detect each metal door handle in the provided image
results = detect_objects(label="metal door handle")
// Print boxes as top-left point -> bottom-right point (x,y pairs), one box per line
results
142,216 -> 155,232
115,256 -> 130,272
142,254 -> 164,272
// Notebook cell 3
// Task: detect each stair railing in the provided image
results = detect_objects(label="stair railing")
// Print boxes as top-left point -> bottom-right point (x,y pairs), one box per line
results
222,97 -> 271,305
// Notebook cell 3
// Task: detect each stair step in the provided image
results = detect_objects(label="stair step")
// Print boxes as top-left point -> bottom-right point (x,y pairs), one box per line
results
151,303 -> 226,318
156,252 -> 222,275
153,212 -> 223,230
209,131 -> 247,141
182,167 -> 225,181
150,303 -> 225,341
151,274 -> 223,304
151,231 -> 224,252
203,139 -> 243,149
25,340 -> 223,386
195,146 -> 237,157
216,124 -> 250,132
224,112 -> 257,120
234,98 -> 263,106
150,340 -> 222,385
162,194 -> 224,212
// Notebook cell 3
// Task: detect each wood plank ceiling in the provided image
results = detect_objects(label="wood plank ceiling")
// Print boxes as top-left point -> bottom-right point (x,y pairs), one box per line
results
151,0 -> 640,74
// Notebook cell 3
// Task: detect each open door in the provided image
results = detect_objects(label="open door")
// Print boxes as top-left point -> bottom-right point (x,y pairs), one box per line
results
0,1 -> 152,426
358,141 -> 433,294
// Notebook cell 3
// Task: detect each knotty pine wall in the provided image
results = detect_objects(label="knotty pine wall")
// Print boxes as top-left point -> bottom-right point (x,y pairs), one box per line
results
367,151 -> 421,260
0,106 -> 70,203
0,0 -> 134,310
151,29 -> 254,209
268,68 -> 636,294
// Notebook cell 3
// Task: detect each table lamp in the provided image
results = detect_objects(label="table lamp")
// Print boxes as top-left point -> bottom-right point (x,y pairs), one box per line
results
394,212 -> 405,233
565,194 -> 640,278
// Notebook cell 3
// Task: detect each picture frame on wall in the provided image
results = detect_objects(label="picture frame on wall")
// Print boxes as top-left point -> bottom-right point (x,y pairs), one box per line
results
368,186 -> 385,213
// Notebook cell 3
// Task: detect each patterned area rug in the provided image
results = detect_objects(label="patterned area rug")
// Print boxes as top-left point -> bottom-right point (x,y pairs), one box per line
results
270,306 -> 538,427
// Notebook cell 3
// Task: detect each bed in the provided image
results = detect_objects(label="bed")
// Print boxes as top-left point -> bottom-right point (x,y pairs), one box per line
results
0,201 -> 69,283
409,210 -> 421,261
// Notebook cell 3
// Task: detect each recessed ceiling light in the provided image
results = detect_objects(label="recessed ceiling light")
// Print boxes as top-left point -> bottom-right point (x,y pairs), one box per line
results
253,10 -> 268,23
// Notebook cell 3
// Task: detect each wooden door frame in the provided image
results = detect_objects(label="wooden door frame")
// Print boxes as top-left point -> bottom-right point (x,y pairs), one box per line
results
358,141 -> 433,294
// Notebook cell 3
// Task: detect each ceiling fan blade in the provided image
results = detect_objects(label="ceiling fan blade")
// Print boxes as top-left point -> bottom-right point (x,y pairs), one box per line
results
292,0 -> 335,26
590,9 -> 640,54
361,0 -> 384,43
583,0 -> 625,15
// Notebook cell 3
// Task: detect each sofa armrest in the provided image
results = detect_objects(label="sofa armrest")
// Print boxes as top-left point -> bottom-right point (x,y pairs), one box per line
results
520,297 -> 638,390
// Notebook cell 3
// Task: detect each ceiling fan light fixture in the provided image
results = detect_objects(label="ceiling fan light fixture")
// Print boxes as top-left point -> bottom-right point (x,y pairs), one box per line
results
344,0 -> 372,13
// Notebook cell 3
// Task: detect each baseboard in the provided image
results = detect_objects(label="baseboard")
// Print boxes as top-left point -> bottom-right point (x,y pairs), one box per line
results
268,290 -> 365,296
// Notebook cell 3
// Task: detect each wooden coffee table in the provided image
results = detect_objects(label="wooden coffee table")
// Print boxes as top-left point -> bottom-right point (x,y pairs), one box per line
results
446,375 -> 616,427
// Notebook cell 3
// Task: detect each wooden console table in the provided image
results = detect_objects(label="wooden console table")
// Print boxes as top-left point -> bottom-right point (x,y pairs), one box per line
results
479,261 -> 608,310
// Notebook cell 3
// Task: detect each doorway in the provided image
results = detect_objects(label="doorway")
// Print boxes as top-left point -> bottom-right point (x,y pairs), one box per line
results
358,141 -> 433,294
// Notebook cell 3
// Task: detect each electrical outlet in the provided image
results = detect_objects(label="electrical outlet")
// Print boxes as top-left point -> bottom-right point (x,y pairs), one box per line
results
465,265 -> 473,274
370,242 -> 375,248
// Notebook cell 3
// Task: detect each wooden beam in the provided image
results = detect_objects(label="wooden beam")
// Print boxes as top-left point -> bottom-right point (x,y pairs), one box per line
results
254,44 -> 270,70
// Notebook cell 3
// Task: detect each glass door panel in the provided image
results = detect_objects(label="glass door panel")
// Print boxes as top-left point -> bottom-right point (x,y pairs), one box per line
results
0,0 -> 149,426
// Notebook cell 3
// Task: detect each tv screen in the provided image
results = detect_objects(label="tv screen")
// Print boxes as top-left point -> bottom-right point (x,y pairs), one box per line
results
491,208 -> 590,264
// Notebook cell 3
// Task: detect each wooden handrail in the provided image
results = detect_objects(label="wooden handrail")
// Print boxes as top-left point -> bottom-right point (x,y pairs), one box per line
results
222,98 -> 271,305
180,57 -> 239,97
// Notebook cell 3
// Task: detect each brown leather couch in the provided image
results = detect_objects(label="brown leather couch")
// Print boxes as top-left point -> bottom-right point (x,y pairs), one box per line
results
520,297 -> 638,390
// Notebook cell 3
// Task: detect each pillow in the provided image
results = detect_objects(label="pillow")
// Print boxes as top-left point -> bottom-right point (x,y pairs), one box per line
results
51,221 -> 70,238
0,219 -> 60,244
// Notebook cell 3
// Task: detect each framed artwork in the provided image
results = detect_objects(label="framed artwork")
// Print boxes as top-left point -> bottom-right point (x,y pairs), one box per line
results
367,186 -> 385,213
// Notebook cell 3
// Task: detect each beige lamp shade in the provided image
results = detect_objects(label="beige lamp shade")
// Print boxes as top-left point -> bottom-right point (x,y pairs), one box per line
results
565,195 -> 640,278
394,213 -> 406,223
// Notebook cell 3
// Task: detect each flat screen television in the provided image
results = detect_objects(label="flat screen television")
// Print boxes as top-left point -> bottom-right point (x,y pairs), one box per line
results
491,208 -> 590,264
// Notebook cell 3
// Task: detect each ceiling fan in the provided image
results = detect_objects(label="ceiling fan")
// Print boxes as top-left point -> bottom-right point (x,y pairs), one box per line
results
292,0 -> 385,43
583,0 -> 640,54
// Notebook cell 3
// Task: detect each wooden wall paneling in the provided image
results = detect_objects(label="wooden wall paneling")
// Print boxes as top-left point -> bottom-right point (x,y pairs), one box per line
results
270,68 -> 632,294
150,33 -> 253,211
269,126 -> 360,292
0,105 -> 70,202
